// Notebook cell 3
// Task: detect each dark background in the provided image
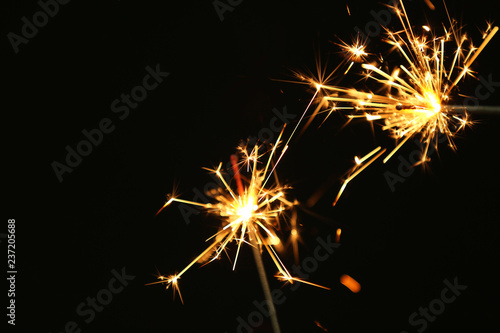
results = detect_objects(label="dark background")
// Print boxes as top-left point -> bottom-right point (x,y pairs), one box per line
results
4,0 -> 500,332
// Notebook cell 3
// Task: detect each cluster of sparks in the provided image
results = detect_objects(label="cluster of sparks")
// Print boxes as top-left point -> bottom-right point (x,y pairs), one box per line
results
149,131 -> 330,302
304,0 -> 498,164
150,0 -> 498,311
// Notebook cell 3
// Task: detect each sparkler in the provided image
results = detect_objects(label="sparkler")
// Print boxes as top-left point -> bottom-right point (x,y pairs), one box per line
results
150,129 -> 330,332
307,0 -> 498,164
150,142 -> 292,286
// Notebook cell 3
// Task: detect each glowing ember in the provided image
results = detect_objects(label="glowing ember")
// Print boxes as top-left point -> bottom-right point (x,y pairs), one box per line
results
340,274 -> 361,293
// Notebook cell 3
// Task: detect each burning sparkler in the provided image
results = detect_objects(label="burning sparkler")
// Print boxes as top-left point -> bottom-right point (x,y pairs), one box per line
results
150,143 -> 291,289
306,0 -> 499,164
150,129 -> 331,332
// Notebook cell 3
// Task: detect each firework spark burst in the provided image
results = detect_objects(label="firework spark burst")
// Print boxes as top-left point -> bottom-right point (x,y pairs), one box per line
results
149,130 -> 330,302
308,0 -> 498,164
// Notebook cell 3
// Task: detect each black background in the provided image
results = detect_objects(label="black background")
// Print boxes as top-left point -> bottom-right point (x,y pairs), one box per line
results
4,0 -> 500,332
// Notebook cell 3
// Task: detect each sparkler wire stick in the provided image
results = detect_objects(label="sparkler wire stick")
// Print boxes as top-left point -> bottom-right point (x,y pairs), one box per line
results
444,105 -> 500,114
231,151 -> 282,333
251,230 -> 281,333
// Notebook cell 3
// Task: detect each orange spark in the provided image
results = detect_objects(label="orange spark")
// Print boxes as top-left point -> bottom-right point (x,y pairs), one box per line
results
340,274 -> 361,293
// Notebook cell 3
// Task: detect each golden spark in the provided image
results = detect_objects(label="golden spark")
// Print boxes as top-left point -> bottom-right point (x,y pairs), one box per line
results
333,146 -> 387,206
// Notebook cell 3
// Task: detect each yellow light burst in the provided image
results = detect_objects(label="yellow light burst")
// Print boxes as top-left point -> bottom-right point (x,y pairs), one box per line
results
337,35 -> 370,75
150,132 -> 329,301
314,0 -> 498,164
